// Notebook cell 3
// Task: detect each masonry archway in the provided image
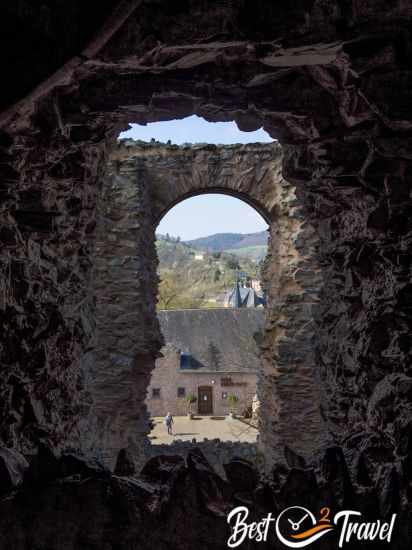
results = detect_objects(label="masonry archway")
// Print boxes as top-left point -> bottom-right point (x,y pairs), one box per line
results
1,30 -> 389,473
1,7 -> 412,542
2,67 -> 334,473
82,139 -> 324,469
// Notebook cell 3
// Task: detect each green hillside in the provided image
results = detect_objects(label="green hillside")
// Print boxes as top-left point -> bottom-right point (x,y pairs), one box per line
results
156,235 -> 263,310
185,230 -> 268,252
224,245 -> 267,261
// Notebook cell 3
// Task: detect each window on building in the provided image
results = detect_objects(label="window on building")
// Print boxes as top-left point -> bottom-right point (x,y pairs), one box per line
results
152,388 -> 161,398
177,387 -> 186,398
222,391 -> 228,399
180,352 -> 192,369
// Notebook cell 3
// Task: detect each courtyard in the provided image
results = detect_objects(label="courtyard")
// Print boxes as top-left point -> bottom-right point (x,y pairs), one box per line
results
148,415 -> 258,444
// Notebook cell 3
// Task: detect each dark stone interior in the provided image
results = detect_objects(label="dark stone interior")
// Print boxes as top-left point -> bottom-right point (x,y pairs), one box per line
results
1,1 -> 412,548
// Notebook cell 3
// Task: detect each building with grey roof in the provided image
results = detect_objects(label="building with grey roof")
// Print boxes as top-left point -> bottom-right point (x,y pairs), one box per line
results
146,308 -> 264,417
225,281 -> 266,308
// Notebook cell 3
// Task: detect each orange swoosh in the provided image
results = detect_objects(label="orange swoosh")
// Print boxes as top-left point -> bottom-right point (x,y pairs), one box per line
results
291,523 -> 334,539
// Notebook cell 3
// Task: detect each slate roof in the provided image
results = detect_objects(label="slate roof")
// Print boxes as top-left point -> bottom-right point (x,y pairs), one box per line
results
157,308 -> 265,373
226,282 -> 265,308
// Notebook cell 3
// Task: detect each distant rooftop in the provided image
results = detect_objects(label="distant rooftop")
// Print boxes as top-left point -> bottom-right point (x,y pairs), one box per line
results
157,308 -> 265,374
225,282 -> 265,308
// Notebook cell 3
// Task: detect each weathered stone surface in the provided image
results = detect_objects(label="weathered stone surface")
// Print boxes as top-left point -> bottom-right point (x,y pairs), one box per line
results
0,446 -> 409,549
321,446 -> 355,507
114,448 -> 136,476
284,445 -> 307,470
145,438 -> 261,479
24,442 -> 60,486
24,443 -> 108,487
1,1 -> 412,542
112,140 -> 280,223
0,447 -> 28,495
95,142 -> 323,468
223,457 -> 259,493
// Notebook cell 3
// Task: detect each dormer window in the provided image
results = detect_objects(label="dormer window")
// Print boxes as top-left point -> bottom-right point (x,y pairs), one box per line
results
180,352 -> 192,369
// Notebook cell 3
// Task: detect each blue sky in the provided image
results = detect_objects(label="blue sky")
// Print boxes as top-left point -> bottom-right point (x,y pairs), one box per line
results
157,194 -> 268,240
119,116 -> 271,240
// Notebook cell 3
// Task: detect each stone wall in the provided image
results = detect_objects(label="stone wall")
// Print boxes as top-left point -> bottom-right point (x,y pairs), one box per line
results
3,442 -> 408,550
145,438 -> 261,478
91,141 -> 323,468
1,2 -> 412,520
0,137 -> 323,470
0,129 -> 107,456
112,140 -> 279,223
76,159 -> 162,466
259,158 -> 325,467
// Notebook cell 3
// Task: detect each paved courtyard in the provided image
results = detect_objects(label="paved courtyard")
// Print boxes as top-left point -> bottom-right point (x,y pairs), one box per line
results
149,415 -> 258,444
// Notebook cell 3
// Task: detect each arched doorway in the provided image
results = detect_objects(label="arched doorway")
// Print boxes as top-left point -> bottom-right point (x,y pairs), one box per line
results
147,192 -> 267,472
82,136 -> 323,470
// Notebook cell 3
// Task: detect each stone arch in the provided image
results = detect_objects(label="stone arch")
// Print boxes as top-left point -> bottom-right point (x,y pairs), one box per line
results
1,50 -> 330,471
115,141 -> 279,224
81,139 -> 323,470
1,3 -> 409,495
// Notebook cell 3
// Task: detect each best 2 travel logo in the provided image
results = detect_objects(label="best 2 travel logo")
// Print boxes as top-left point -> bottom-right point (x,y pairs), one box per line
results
227,505 -> 397,548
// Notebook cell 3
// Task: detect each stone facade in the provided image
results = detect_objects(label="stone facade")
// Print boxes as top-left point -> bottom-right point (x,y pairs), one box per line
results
147,308 -> 263,417
147,349 -> 258,418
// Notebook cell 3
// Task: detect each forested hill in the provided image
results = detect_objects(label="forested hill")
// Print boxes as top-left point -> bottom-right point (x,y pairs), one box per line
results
155,234 -> 263,310
185,231 -> 267,252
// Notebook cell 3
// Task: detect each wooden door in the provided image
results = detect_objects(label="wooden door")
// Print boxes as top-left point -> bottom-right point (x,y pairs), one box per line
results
198,386 -> 213,415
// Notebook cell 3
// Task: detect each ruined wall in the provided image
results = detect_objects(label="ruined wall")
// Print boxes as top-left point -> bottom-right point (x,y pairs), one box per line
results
259,159 -> 325,466
287,139 -> 412,491
146,438 -> 261,479
0,132 -> 107,455
76,158 -> 161,466
0,441 -> 410,550
111,140 -> 280,222
1,1 -> 412,520
94,141 -> 323,467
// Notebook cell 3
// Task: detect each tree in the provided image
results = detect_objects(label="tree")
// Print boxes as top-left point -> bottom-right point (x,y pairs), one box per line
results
214,269 -> 221,282
228,394 -> 239,416
157,270 -> 207,310
157,271 -> 183,309
226,257 -> 240,270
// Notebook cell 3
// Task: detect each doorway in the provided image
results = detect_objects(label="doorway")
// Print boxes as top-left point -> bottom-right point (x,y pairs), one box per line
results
198,386 -> 213,415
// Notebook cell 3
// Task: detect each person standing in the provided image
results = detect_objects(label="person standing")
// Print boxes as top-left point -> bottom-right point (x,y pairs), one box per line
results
164,412 -> 174,435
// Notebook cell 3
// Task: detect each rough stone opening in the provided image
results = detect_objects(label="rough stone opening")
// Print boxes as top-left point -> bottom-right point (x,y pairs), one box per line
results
2,5 -> 412,546
82,134 -> 323,472
156,188 -> 272,228
155,192 -> 269,309
147,192 -> 268,473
